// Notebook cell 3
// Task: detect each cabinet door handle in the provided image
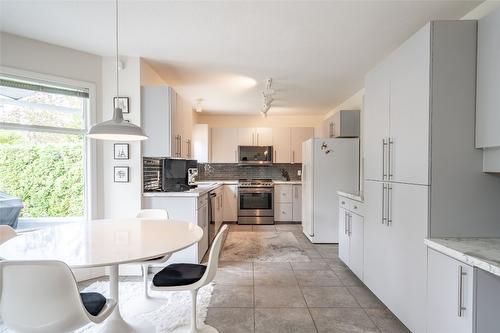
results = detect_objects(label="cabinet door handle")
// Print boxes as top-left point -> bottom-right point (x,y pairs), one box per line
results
274,149 -> 276,163
382,138 -> 388,180
252,132 -> 255,145
458,266 -> 467,317
292,151 -> 295,164
387,184 -> 392,226
347,214 -> 352,236
344,212 -> 348,235
388,138 -> 394,180
257,133 -> 259,145
382,184 -> 387,224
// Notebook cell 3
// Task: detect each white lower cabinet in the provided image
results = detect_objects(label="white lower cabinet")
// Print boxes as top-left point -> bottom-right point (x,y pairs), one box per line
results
275,202 -> 293,221
292,185 -> 302,222
274,184 -> 301,222
197,201 -> 209,260
363,181 -> 428,333
349,213 -> 363,279
142,194 -> 210,264
338,206 -> 349,264
338,196 -> 364,280
223,184 -> 238,222
427,249 -> 473,333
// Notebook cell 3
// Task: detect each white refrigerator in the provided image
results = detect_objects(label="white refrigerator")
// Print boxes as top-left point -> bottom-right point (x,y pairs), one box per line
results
302,138 -> 359,243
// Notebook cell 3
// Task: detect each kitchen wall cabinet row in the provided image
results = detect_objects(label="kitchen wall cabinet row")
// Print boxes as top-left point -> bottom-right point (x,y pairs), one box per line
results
362,21 -> 500,333
142,86 -> 193,158
274,184 -> 301,222
210,127 -> 314,163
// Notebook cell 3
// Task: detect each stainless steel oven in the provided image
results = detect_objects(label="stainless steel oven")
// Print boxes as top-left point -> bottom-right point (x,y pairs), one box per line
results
238,179 -> 274,225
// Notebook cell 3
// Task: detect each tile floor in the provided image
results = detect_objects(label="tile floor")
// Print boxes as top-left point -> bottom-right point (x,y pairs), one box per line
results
206,223 -> 410,333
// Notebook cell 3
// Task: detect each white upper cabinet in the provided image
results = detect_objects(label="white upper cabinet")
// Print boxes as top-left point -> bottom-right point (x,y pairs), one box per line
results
255,128 -> 273,146
476,8 -> 500,149
388,25 -> 430,185
290,127 -> 314,163
327,110 -> 360,138
238,128 -> 273,146
272,128 -> 291,163
142,86 -> 184,158
364,61 -> 390,182
211,128 -> 238,163
237,128 -> 255,146
364,24 -> 430,185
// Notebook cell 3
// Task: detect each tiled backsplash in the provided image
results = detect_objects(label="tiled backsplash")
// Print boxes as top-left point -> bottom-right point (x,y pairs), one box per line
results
197,163 -> 302,181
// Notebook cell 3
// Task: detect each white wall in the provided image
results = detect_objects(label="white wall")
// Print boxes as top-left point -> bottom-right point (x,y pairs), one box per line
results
101,56 -> 143,218
140,59 -> 166,86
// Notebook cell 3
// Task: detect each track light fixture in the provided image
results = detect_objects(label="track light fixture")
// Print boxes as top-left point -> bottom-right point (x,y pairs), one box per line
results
261,77 -> 274,117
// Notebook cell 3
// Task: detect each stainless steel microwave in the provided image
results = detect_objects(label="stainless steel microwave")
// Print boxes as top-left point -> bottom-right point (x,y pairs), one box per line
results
238,146 -> 273,165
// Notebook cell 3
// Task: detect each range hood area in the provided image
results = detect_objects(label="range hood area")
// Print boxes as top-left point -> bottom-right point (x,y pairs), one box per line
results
238,146 -> 273,165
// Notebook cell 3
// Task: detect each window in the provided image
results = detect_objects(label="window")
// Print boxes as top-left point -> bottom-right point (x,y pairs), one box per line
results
0,75 -> 90,228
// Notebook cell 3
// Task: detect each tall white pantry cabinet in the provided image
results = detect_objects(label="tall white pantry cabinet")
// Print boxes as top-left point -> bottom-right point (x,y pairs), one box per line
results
363,21 -> 500,333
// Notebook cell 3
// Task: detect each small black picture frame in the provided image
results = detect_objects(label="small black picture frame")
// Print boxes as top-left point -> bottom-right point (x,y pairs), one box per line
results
114,166 -> 129,183
113,96 -> 129,114
114,143 -> 129,160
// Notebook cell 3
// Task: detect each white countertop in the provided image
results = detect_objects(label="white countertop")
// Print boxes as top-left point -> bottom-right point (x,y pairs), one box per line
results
143,182 -> 223,197
143,180 -> 301,197
337,190 -> 363,202
425,238 -> 500,278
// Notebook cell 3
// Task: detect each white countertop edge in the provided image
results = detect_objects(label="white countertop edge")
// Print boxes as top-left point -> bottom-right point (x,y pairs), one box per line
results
425,238 -> 500,278
337,190 -> 363,202
273,180 -> 302,184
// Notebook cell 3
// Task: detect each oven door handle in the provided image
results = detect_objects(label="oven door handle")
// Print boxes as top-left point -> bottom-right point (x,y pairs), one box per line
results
238,188 -> 274,194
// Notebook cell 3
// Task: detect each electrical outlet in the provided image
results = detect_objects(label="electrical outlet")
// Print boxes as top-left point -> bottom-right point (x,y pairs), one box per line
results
297,170 -> 301,176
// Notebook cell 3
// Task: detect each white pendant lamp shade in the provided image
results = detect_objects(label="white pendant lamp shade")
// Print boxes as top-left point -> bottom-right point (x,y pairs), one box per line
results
87,0 -> 147,142
88,107 -> 148,141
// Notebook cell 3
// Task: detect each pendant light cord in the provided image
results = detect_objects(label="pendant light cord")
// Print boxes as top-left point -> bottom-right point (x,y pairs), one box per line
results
115,0 -> 120,98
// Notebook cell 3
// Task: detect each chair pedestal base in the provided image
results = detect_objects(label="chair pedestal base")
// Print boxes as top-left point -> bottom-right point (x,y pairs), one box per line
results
126,296 -> 164,314
97,317 -> 155,333
171,324 -> 219,333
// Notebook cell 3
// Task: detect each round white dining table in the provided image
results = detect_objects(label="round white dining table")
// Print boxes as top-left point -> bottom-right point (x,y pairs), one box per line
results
0,218 -> 203,333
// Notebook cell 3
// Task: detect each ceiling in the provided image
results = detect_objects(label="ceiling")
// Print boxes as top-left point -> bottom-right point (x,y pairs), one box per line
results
0,1 -> 480,115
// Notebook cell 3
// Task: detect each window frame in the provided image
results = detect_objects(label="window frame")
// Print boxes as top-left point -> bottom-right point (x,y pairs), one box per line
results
0,66 -> 98,222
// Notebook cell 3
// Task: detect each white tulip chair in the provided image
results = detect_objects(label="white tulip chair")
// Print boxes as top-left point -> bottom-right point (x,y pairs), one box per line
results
150,224 -> 228,333
0,260 -> 116,333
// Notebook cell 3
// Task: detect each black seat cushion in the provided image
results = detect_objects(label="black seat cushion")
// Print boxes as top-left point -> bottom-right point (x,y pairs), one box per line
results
80,292 -> 107,316
153,263 -> 207,287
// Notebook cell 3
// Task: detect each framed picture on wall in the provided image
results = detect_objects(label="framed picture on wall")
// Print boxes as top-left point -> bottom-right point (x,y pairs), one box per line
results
114,143 -> 129,160
114,166 -> 129,183
113,96 -> 129,114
